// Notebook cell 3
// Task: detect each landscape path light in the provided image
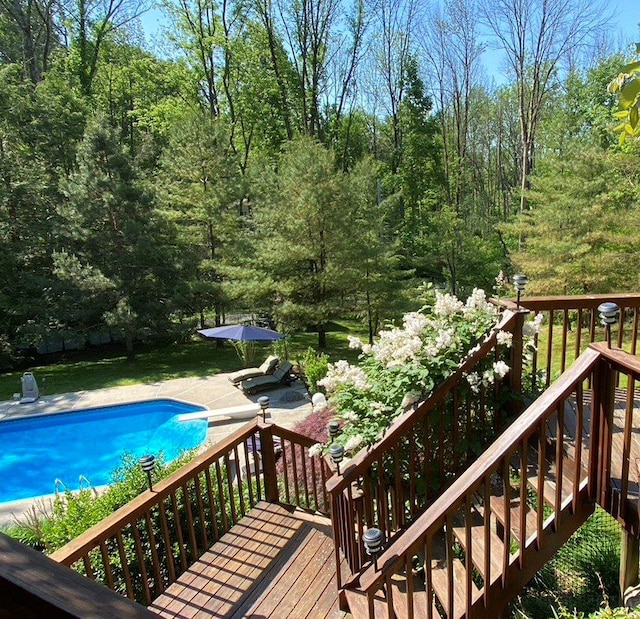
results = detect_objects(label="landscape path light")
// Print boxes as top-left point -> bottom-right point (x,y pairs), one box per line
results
598,302 -> 619,348
139,454 -> 155,491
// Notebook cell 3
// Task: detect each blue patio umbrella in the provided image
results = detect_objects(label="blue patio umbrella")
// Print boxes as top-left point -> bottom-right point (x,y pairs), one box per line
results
197,324 -> 284,341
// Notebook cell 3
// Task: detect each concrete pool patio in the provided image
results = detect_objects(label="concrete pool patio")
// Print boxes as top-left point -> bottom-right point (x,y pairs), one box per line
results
0,372 -> 313,526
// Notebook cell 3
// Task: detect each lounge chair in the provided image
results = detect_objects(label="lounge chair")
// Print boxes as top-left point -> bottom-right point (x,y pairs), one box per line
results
20,372 -> 39,404
239,361 -> 294,394
227,355 -> 279,385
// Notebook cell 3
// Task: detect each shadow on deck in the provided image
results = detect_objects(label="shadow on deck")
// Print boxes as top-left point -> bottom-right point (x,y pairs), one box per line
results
149,502 -> 351,619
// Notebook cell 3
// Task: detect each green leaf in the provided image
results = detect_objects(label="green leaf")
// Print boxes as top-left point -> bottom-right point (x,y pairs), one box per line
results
619,77 -> 640,109
621,60 -> 640,74
636,42 -> 640,54
631,105 -> 639,129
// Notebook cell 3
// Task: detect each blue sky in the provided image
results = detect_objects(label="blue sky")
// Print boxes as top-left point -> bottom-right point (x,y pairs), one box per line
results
613,0 -> 640,45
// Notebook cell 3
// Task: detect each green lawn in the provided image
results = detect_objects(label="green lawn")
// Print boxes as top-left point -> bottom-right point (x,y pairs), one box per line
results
0,322 -> 367,400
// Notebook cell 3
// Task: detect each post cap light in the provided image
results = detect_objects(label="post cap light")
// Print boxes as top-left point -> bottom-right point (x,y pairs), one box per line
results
512,274 -> 528,292
363,528 -> 383,570
329,443 -> 344,474
598,302 -> 619,326
257,396 -> 270,421
327,420 -> 340,440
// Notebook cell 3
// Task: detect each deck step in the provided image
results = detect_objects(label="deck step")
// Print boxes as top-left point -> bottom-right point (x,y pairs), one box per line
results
344,588 -> 389,619
452,515 -> 505,587
430,557 -> 481,619
489,494 -> 540,546
526,453 -> 582,509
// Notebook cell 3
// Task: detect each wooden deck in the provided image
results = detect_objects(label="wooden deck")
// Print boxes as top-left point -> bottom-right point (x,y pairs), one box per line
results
149,501 -> 350,619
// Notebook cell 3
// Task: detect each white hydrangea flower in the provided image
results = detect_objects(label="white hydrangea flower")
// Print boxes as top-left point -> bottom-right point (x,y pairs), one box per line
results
361,344 -> 372,354
436,328 -> 453,350
434,291 -> 464,318
317,360 -> 371,393
371,329 -> 423,367
495,270 -> 506,288
493,360 -> 510,378
523,313 -> 544,337
482,369 -> 495,385
342,411 -> 359,423
466,372 -> 481,393
401,391 -> 421,409
348,335 -> 364,350
371,401 -> 387,413
403,312 -> 429,336
344,435 -> 363,453
496,330 -> 513,347
463,288 -> 495,316
308,443 -> 323,458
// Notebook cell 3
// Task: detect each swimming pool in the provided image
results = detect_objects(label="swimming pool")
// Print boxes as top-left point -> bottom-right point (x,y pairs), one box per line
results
0,399 -> 208,504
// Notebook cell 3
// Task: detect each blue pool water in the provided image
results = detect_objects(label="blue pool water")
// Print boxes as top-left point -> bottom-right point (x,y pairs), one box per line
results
0,399 -> 208,504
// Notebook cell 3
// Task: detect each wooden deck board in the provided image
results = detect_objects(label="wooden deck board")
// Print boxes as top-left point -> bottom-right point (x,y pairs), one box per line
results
149,501 -> 349,619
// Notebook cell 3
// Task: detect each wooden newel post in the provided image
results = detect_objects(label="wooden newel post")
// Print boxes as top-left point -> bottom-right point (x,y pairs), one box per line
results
620,529 -> 640,599
258,422 -> 279,503
508,309 -> 527,419
588,348 -> 616,509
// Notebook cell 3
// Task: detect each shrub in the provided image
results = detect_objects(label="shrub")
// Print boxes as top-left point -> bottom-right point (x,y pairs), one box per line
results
299,347 -> 329,393
7,451 -> 195,554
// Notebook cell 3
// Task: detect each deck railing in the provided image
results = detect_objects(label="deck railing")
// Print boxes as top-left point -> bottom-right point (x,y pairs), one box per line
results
352,342 -> 640,617
504,293 -> 640,391
50,419 -> 329,605
326,310 -> 526,593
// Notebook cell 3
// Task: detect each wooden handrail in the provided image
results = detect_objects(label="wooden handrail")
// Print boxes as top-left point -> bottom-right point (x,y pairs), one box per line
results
519,293 -> 640,311
591,341 -> 640,377
48,417 -> 329,608
326,310 -> 519,495
50,420 -> 262,565
359,346 -> 601,593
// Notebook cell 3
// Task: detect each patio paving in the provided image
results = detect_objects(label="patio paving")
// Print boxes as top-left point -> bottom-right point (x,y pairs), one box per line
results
0,372 -> 313,526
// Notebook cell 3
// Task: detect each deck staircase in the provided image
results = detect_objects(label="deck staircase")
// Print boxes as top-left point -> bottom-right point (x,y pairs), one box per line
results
339,341 -> 640,618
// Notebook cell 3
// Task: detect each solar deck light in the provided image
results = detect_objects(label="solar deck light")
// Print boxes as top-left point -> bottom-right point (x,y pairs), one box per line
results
363,528 -> 383,571
257,396 -> 270,422
598,302 -> 619,348
513,274 -> 528,308
329,443 -> 344,475
139,455 -> 155,491
327,420 -> 341,441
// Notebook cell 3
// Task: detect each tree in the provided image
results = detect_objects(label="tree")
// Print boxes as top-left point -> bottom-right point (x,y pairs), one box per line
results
156,113 -> 243,328
480,0 -> 611,213
63,114 -> 180,358
501,149 -> 640,294
248,137 -> 361,348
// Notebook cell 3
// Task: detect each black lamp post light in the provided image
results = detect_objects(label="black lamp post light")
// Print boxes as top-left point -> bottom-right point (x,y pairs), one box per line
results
139,454 -> 155,491
258,396 -> 270,422
513,274 -> 528,308
329,443 -> 344,475
363,528 -> 383,571
598,302 -> 619,348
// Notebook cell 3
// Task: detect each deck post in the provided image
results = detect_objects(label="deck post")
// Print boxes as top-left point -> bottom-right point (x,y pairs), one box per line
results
508,309 -> 528,419
258,422 -> 280,503
620,529 -> 640,599
590,353 -> 616,509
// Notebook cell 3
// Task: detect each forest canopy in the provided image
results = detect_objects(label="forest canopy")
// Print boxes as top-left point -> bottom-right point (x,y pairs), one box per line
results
1,0 -> 638,366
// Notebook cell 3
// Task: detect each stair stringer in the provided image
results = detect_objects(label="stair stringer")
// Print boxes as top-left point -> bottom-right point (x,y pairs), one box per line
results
467,494 -> 595,618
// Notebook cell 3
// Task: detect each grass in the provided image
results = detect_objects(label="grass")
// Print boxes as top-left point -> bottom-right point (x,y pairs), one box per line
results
0,321 -> 367,399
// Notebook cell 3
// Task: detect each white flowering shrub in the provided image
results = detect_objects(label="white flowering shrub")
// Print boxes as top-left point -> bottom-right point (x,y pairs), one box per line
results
318,288 -> 511,451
